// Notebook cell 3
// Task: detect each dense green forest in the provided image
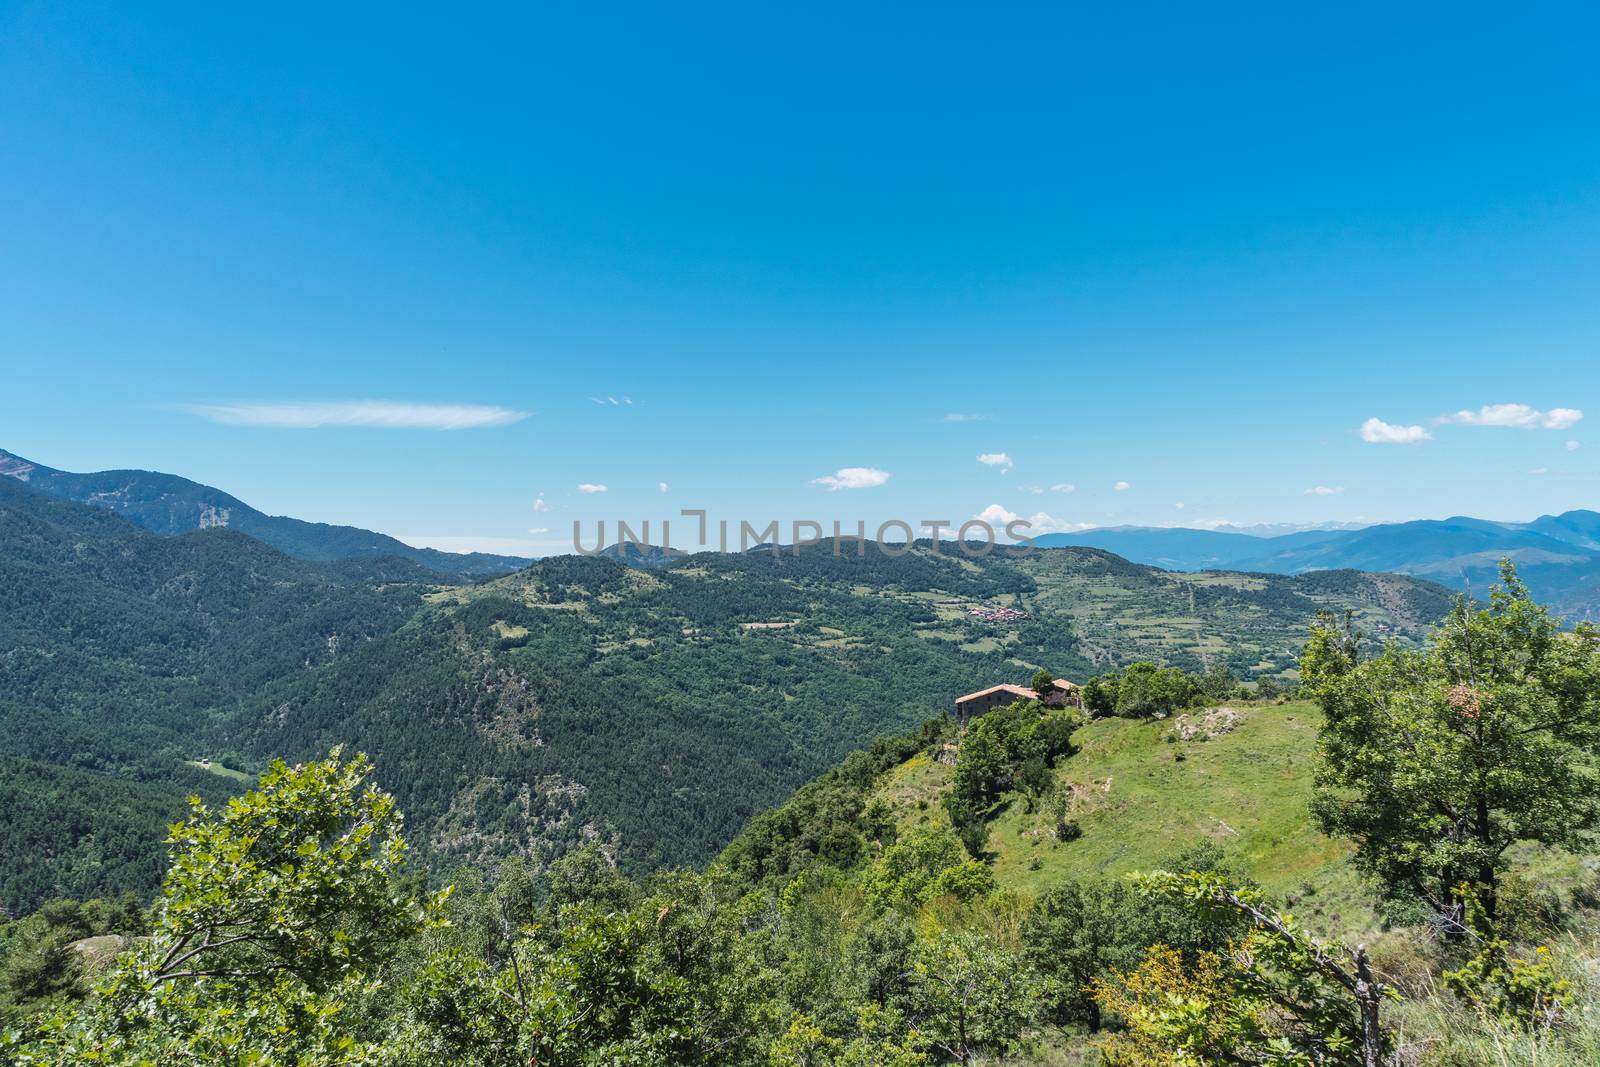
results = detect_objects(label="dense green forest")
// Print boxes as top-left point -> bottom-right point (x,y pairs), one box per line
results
1,476 -> 1453,914
4,566 -> 1599,1065
0,478 -> 434,912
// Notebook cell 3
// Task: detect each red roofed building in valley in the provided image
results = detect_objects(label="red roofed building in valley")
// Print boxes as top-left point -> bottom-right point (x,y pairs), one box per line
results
953,677 -> 1080,727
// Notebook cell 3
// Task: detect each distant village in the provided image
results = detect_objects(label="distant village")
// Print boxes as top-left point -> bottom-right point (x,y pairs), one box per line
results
965,604 -> 1028,624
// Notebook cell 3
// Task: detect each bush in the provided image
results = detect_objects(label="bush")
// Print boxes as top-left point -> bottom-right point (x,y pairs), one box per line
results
1114,662 -> 1200,717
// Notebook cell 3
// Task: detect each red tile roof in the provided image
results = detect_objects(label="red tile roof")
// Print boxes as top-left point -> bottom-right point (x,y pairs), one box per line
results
954,683 -> 1037,705
954,678 -> 1079,705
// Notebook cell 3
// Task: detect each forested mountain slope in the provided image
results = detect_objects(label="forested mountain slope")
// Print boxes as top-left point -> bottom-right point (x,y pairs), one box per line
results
0,477 -> 437,911
0,447 -> 527,579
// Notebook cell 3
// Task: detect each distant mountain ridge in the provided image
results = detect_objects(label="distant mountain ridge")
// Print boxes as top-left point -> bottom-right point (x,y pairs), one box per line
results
0,447 -> 529,580
1034,511 -> 1600,620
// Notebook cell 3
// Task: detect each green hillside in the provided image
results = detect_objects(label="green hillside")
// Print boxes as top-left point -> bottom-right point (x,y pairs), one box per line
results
876,700 -> 1372,930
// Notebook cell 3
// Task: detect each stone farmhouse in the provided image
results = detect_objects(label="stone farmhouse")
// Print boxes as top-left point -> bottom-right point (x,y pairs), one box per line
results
953,677 -> 1080,727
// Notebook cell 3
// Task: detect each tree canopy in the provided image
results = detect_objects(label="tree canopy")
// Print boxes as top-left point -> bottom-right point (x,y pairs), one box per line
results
1303,563 -> 1600,921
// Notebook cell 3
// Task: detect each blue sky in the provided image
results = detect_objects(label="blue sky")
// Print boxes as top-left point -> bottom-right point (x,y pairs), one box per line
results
3,2 -> 1598,554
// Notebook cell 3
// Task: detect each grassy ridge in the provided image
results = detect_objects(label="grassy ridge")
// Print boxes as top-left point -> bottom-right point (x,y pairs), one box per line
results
879,700 -> 1374,931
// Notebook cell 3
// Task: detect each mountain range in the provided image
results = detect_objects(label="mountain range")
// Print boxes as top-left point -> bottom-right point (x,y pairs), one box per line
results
0,447 -> 528,580
1036,511 -> 1600,621
6,446 -> 1597,619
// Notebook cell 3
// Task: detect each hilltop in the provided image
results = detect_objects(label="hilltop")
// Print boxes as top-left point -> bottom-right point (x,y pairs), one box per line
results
872,700 -> 1371,930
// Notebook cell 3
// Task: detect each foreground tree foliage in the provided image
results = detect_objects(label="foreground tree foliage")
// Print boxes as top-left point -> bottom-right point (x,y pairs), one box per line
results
1022,844 -> 1250,1033
1096,870 -> 1394,1067
7,730 -> 1164,1064
1440,884 -> 1572,1031
9,750 -> 446,1065
1303,563 -> 1600,924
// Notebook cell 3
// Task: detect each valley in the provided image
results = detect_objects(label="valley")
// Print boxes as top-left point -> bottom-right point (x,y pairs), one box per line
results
0,471 -> 1450,913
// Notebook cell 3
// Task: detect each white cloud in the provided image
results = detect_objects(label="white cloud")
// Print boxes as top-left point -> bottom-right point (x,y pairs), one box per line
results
528,527 -> 550,534
1304,486 -> 1346,496
811,467 -> 891,491
577,483 -> 608,494
533,496 -> 550,513
977,452 -> 1013,469
942,413 -> 987,422
1360,417 -> 1431,444
1113,481 -> 1130,491
1530,468 -> 1549,475
1568,440 -> 1581,452
659,482 -> 669,493
1023,486 -> 1044,495
975,503 -> 1020,527
1051,483 -> 1076,494
1174,501 -> 1185,509
180,400 -> 528,430
1436,403 -> 1582,430
974,503 -> 1094,535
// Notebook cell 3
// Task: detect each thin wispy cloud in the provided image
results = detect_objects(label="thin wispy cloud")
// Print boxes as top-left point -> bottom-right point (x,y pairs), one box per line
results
1436,403 -> 1582,430
977,452 -> 1013,469
659,482 -> 670,493
1113,481 -> 1130,491
1051,483 -> 1076,494
1530,467 -> 1549,475
533,496 -> 551,513
180,400 -> 528,430
577,483 -> 608,494
942,413 -> 987,422
1360,417 -> 1431,444
589,396 -> 634,406
811,467 -> 891,491
1304,485 -> 1345,496
1023,486 -> 1044,495
1568,440 -> 1582,452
